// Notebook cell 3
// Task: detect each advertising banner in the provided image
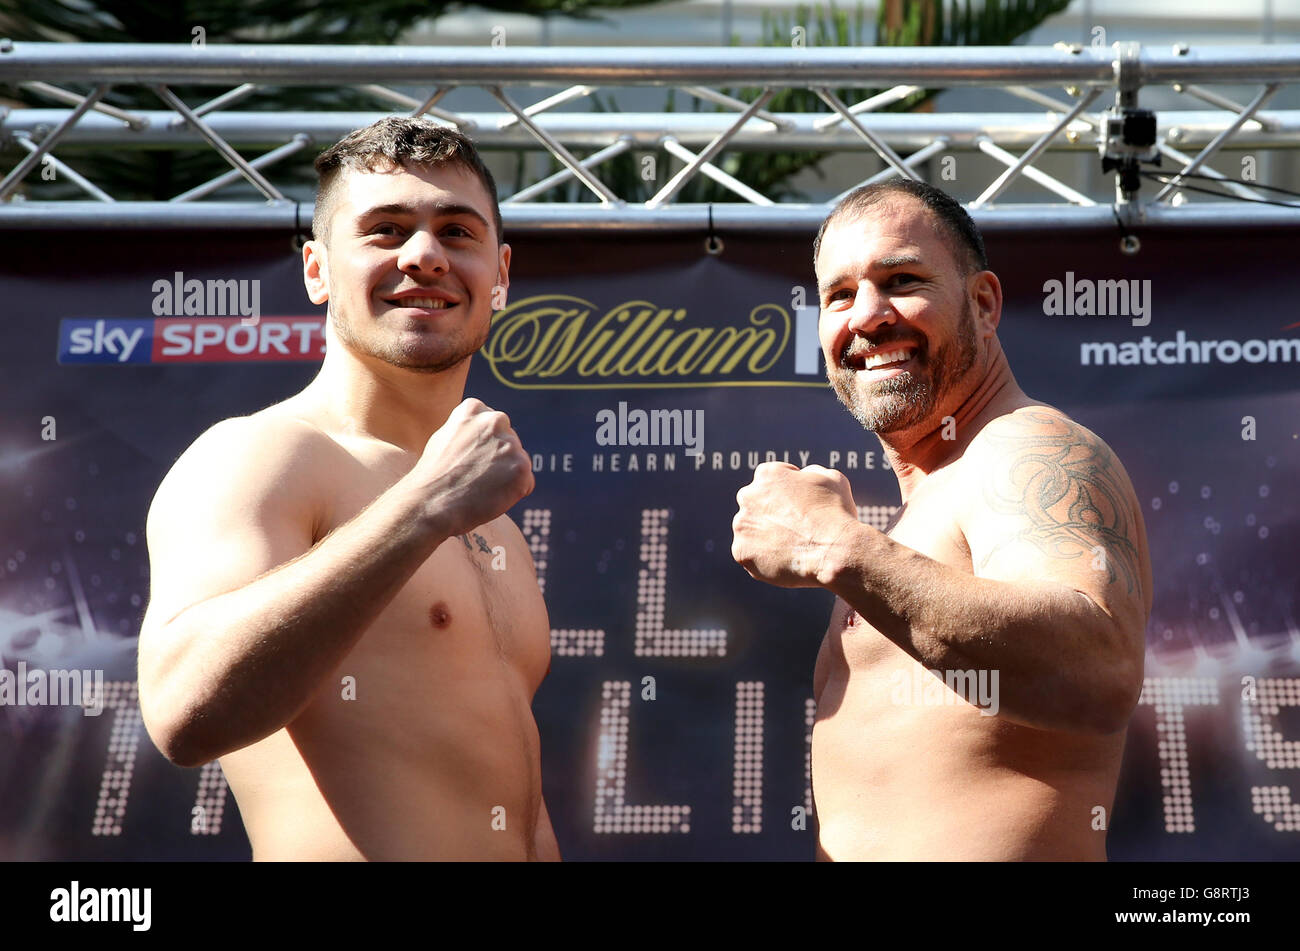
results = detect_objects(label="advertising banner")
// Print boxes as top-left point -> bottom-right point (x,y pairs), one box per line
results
1,225 -> 1296,860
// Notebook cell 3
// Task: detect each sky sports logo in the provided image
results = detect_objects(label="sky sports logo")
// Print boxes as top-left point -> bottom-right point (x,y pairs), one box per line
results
58,317 -> 325,364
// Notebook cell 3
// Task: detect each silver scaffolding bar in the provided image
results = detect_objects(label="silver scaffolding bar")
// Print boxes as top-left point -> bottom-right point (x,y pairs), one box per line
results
2,43 -> 1299,228
5,43 -> 1300,86
0,44 -> 1120,86
5,201 -> 1300,232
12,108 -> 1300,150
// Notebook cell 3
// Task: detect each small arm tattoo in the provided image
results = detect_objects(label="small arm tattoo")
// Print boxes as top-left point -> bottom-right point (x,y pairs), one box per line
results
459,531 -> 494,558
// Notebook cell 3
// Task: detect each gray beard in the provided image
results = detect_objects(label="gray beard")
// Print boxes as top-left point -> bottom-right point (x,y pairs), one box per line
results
827,302 -> 978,434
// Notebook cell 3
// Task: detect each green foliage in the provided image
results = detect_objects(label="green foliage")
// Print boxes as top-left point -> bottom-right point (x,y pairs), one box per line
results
0,0 -> 677,200
876,0 -> 1073,47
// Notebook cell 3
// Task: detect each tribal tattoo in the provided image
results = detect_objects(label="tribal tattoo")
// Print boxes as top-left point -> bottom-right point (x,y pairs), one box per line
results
977,411 -> 1142,596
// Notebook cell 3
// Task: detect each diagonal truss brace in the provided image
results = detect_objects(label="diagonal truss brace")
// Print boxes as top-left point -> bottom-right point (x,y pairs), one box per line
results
503,137 -> 632,203
499,85 -> 596,130
171,134 -> 312,203
661,136 -> 772,205
971,88 -> 1103,207
828,137 -> 950,204
976,136 -> 1095,205
1154,83 -> 1282,203
152,85 -> 285,201
813,85 -> 924,131
12,132 -> 113,202
0,84 -> 109,200
812,87 -> 917,180
489,85 -> 620,206
647,88 -> 776,208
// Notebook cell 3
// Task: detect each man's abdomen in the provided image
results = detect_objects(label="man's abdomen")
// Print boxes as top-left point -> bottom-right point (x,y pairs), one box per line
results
220,666 -> 544,861
812,666 -> 1122,861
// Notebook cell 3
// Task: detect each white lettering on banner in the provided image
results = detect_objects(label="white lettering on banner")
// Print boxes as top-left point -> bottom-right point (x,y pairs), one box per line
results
1138,678 -> 1219,834
157,318 -> 324,358
66,322 -> 144,362
1081,331 -> 1300,366
593,681 -> 691,834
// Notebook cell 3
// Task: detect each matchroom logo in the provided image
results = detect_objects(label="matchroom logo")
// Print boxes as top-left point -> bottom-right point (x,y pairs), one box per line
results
1080,329 -> 1300,366
480,295 -> 829,389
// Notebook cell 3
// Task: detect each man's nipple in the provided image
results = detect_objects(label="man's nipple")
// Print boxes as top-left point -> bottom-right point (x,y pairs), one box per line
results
429,601 -> 452,629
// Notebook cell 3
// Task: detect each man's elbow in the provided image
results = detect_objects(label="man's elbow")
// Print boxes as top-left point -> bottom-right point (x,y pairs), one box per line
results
139,690 -> 219,769
1074,596 -> 1146,735
1082,653 -> 1144,735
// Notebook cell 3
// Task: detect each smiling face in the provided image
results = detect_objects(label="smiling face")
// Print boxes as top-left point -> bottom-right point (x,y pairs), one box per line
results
303,160 -> 510,374
815,196 -> 981,435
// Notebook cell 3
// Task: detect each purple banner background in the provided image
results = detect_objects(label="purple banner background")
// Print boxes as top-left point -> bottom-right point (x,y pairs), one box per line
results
0,224 -> 1297,860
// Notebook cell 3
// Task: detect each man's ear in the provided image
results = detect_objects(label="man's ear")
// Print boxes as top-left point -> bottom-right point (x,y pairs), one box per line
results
491,242 -> 511,310
497,241 -> 511,291
971,269 -> 1002,334
303,239 -> 329,306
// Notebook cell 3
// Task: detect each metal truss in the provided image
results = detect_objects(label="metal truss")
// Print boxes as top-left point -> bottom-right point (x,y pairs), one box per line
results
2,41 -> 1300,233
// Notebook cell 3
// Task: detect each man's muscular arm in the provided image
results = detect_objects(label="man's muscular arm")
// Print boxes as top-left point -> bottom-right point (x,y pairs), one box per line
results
138,400 -> 533,767
732,412 -> 1149,735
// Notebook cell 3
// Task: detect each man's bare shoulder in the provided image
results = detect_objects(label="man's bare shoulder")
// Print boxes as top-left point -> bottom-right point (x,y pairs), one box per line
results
149,405 -> 343,533
960,404 -> 1133,484
958,403 -> 1148,600
967,403 -> 1084,448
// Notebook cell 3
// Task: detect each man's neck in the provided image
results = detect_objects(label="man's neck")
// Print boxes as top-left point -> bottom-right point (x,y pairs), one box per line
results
877,347 -> 1030,502
301,335 -> 470,456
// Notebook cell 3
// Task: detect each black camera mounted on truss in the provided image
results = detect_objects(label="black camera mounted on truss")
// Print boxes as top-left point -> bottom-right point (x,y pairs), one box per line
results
1100,107 -> 1159,199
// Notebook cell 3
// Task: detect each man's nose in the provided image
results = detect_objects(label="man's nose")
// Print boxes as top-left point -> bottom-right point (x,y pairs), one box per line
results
845,285 -> 895,337
398,229 -> 450,274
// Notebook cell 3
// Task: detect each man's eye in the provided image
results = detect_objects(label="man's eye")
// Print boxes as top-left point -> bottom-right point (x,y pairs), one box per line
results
370,223 -> 402,237
828,288 -> 852,302
442,224 -> 472,238
890,273 -> 918,286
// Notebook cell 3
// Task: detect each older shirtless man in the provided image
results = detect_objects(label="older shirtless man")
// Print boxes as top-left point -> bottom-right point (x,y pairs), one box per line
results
732,180 -> 1151,860
137,118 -> 559,861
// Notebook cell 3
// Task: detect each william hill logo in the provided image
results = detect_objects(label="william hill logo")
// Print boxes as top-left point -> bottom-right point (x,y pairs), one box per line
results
481,294 -> 826,389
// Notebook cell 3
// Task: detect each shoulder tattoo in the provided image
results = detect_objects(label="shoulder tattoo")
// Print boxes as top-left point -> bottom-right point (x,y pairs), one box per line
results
976,411 -> 1142,596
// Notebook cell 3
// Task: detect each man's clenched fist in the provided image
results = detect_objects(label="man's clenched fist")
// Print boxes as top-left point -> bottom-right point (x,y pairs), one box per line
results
410,398 -> 535,538
731,463 -> 860,588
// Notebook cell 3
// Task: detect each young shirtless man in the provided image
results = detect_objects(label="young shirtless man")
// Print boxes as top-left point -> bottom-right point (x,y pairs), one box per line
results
732,180 -> 1151,860
137,117 -> 560,861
